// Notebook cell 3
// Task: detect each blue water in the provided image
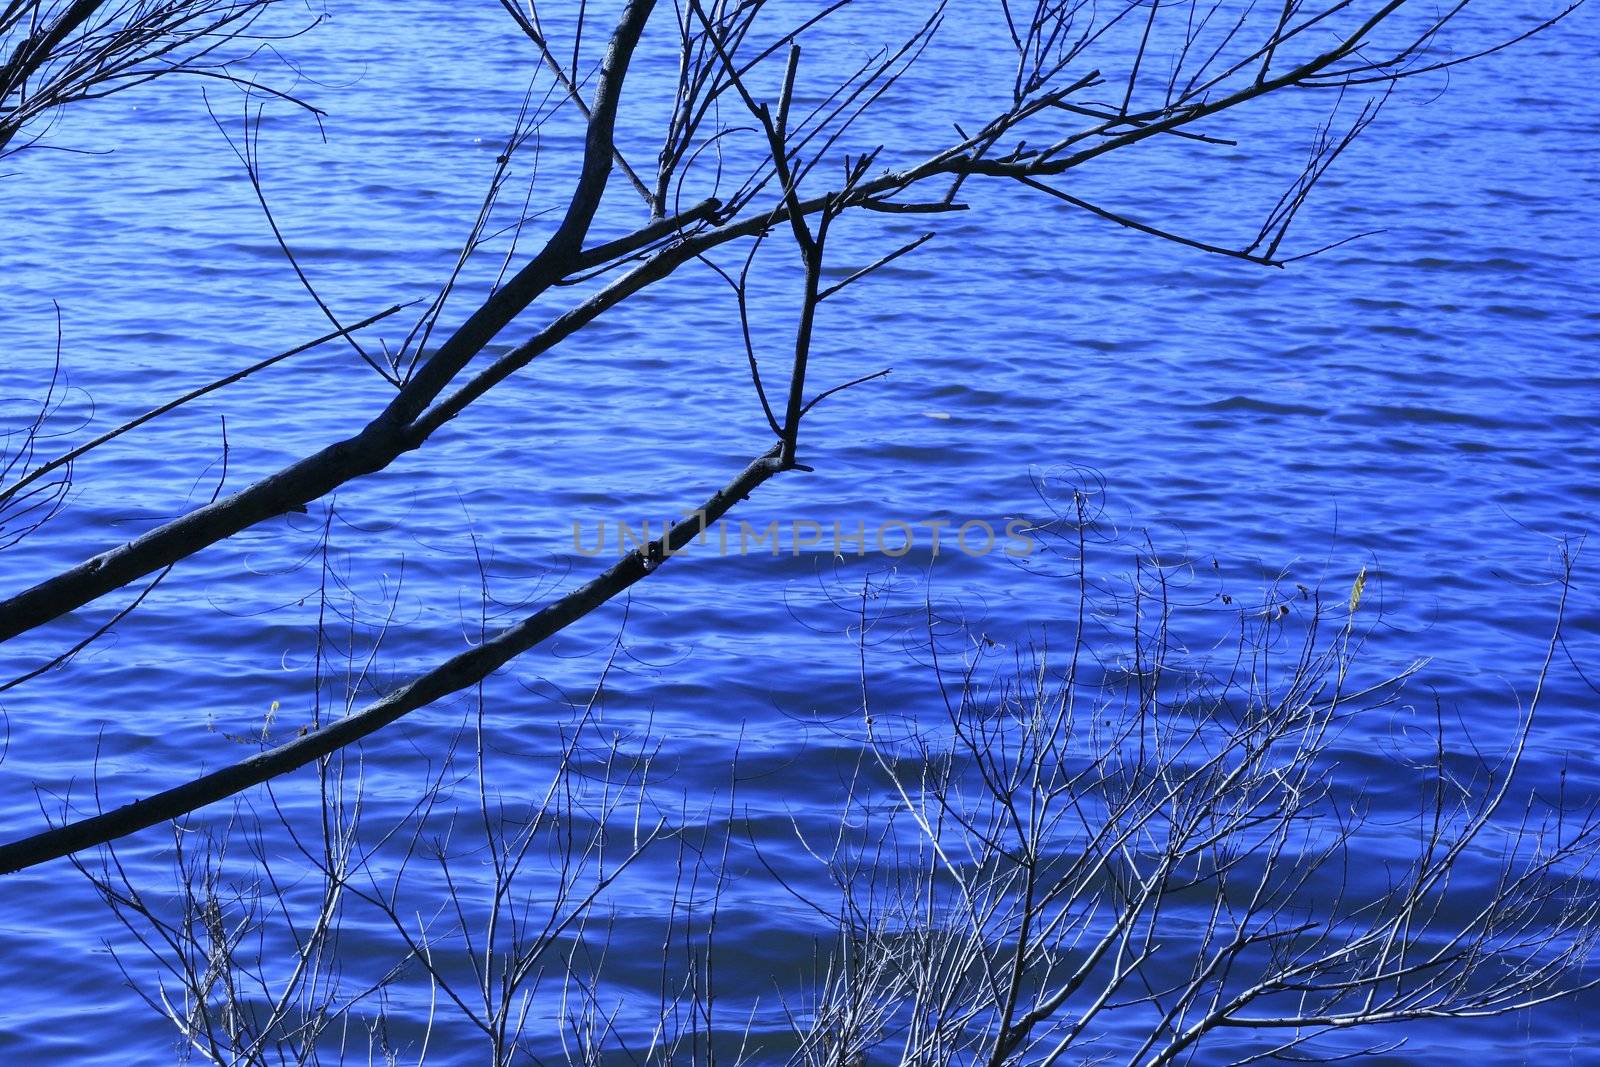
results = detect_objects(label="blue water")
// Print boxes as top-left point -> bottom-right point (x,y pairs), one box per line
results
2,1 -> 1598,1063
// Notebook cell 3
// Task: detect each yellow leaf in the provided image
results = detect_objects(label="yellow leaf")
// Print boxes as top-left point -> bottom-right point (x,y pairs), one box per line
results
1349,567 -> 1367,614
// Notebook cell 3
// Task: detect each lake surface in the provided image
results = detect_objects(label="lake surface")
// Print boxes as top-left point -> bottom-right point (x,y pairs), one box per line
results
2,1 -> 1598,1063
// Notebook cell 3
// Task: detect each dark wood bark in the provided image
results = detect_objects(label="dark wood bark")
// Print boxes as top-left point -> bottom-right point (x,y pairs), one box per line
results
0,0 -> 660,644
0,447 -> 783,874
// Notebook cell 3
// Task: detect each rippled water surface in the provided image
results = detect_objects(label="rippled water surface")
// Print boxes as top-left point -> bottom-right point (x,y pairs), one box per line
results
2,1 -> 1598,1063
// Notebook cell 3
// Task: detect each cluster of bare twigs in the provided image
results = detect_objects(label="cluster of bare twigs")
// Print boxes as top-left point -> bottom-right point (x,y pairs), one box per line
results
783,518 -> 1600,1064
79,715 -> 686,1066
76,763 -> 377,1064
73,502 -> 1600,1063
0,0 -> 321,163
78,575 -> 753,1063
